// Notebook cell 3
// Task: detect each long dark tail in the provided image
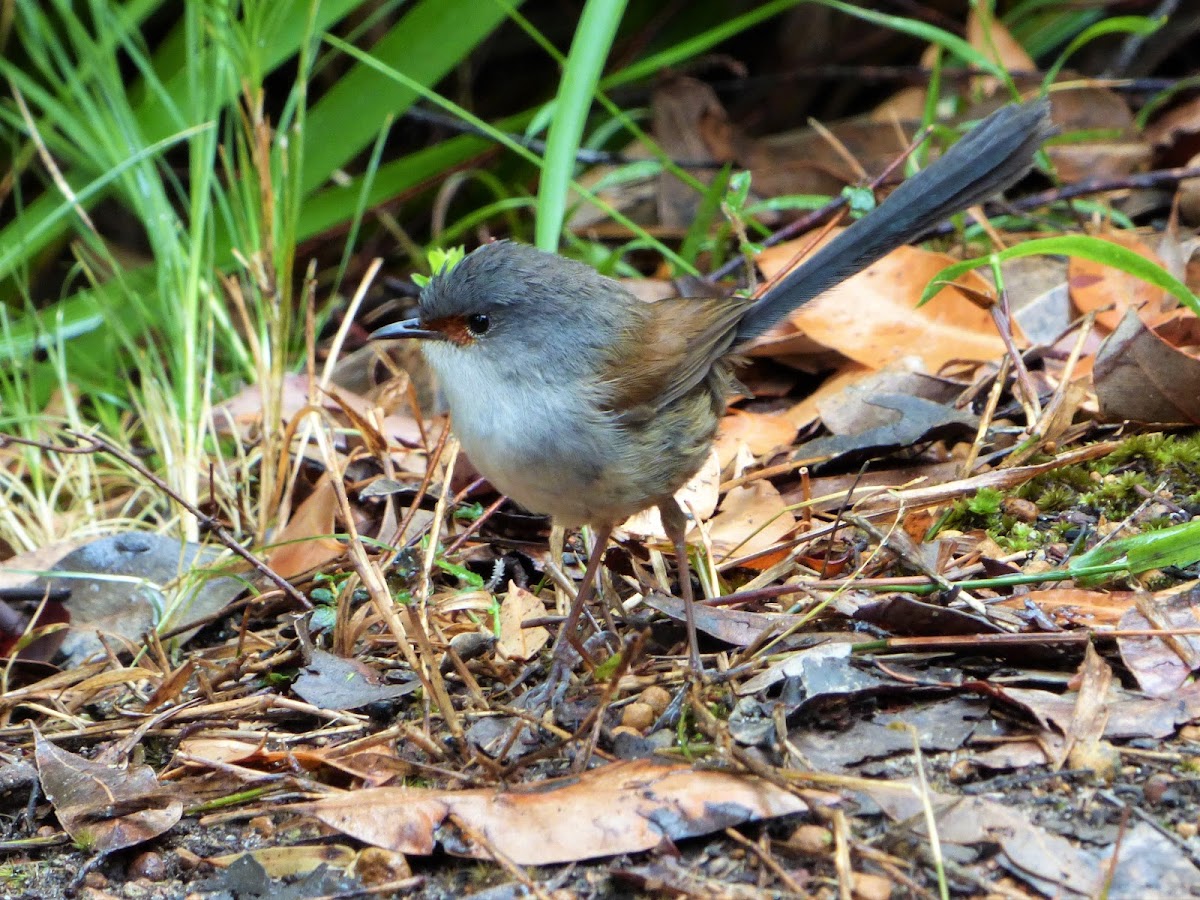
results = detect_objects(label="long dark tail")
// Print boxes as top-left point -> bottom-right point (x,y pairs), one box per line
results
734,99 -> 1054,344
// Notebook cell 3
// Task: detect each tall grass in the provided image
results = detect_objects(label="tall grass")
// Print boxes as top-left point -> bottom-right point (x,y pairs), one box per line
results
0,0 -> 1116,557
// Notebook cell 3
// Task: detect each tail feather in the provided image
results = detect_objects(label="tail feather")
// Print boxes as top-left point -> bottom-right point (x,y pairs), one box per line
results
734,99 -> 1054,345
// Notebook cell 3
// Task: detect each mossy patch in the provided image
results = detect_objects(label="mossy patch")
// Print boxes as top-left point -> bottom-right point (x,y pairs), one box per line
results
941,432 -> 1200,551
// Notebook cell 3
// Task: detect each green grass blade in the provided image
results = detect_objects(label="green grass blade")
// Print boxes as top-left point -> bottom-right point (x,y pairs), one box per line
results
1069,519 -> 1200,575
1043,16 -> 1164,88
301,0 -> 521,196
815,1 -> 1006,80
535,0 -> 627,250
919,235 -> 1200,316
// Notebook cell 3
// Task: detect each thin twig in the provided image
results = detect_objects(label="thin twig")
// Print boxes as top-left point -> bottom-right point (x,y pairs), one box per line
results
0,430 -> 311,610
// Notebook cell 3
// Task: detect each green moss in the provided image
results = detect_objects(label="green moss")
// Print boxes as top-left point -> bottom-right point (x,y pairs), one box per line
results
1033,483 -> 1078,513
1084,471 -> 1150,519
938,433 -> 1199,553
994,520 -> 1044,552
0,865 -> 34,888
967,487 -> 1003,516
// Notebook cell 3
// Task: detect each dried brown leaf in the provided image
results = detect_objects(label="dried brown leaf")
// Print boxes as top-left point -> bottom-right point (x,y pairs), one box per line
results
34,728 -> 182,853
298,759 -> 805,865
1094,308 -> 1200,424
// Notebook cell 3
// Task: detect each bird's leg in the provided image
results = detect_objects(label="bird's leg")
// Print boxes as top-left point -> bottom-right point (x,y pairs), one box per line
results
547,522 -> 615,682
548,522 -> 567,616
659,498 -> 704,676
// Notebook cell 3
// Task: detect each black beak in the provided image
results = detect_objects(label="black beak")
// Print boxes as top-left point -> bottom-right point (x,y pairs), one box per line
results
369,317 -> 446,342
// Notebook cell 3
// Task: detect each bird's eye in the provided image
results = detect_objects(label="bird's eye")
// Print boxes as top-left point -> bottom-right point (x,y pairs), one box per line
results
466,314 -> 490,336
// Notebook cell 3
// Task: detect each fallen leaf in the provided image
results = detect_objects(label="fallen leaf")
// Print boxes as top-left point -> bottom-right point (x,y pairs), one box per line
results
1053,643 -> 1113,773
1094,308 -> 1200,424
497,582 -> 550,661
207,845 -> 358,878
176,736 -> 412,786
643,594 -> 818,649
797,394 -> 978,463
706,480 -> 796,564
863,784 -> 1103,896
756,241 -> 1011,372
1118,590 -> 1200,697
292,648 -> 420,711
1046,88 -> 1151,182
266,475 -> 347,578
34,728 -> 182,853
996,589 -> 1138,627
1103,821 -> 1200,897
966,10 -> 1035,96
297,758 -> 805,865
790,698 -> 986,772
652,74 -> 737,228
991,681 -> 1200,740
1146,94 -> 1200,157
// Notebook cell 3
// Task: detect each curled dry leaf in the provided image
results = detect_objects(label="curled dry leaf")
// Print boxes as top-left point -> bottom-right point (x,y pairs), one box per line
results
265,475 -> 346,578
34,728 -> 182,853
1045,88 -> 1151,182
292,648 -> 420,711
497,581 -> 550,661
1117,590 -> 1200,698
966,9 -> 1035,96
175,736 -> 413,786
706,480 -> 796,566
1052,643 -> 1113,772
1094,308 -> 1200,425
996,589 -> 1139,628
755,241 -> 1011,372
863,782 -> 1104,896
297,758 -> 805,865
643,593 -> 813,649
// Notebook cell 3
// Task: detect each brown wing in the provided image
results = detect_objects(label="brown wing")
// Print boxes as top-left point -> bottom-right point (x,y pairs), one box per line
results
603,295 -> 748,420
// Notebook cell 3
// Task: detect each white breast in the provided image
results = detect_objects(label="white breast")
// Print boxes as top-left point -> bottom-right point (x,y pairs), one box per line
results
424,345 -> 635,526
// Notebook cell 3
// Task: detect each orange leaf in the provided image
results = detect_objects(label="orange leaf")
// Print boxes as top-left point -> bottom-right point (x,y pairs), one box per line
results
756,241 -> 1011,372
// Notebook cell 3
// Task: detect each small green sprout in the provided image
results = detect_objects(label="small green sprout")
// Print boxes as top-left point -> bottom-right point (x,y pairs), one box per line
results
412,246 -> 466,288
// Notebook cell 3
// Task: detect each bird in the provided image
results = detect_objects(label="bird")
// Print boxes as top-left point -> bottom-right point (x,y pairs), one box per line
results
371,98 -> 1053,688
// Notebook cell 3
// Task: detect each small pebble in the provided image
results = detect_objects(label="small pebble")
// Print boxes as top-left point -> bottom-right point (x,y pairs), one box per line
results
947,758 -> 976,784
1002,498 -> 1038,523
640,685 -> 671,716
1177,821 -> 1198,839
1067,740 -> 1120,784
786,824 -> 831,855
1144,772 -> 1175,805
852,872 -> 893,900
644,729 -> 676,750
249,815 -> 275,837
354,846 -> 412,884
610,725 -> 642,741
621,701 -> 655,732
82,871 -> 108,889
127,850 -> 166,881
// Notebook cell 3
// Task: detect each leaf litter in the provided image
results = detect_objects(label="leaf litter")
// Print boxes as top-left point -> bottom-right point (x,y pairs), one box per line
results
7,11 -> 1200,900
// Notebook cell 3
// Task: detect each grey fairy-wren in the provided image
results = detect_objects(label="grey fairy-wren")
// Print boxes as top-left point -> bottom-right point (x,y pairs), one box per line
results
372,99 -> 1053,680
